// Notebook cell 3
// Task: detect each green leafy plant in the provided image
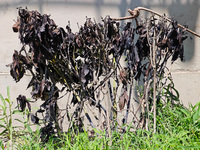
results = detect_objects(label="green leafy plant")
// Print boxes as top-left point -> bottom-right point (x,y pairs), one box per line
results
0,139 -> 5,150
0,87 -> 16,147
14,125 -> 42,150
187,102 -> 200,124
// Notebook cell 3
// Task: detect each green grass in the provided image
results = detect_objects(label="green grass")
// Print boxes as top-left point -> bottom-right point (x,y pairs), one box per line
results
1,87 -> 200,149
5,102 -> 199,150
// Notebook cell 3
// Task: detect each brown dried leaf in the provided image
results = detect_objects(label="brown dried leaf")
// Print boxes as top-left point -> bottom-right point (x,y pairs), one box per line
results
12,19 -> 20,32
119,91 -> 129,111
119,69 -> 127,85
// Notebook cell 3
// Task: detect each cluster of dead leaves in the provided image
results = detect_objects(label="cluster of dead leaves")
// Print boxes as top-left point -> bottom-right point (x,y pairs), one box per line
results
9,8 -> 188,141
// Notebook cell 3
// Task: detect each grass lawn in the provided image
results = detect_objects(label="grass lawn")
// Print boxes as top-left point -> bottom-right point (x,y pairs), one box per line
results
1,101 -> 200,150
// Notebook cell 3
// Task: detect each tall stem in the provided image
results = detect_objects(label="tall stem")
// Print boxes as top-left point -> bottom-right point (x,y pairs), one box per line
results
105,81 -> 111,138
153,68 -> 156,133
153,29 -> 157,133
112,56 -> 117,121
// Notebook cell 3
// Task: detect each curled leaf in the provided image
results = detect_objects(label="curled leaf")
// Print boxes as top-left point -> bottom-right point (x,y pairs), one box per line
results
16,94 -> 31,112
30,114 -> 39,124
10,51 -> 25,82
119,91 -> 129,111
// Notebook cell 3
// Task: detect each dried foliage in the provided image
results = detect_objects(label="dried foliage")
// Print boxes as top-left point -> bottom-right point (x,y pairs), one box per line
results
16,95 -> 31,112
10,8 -> 188,141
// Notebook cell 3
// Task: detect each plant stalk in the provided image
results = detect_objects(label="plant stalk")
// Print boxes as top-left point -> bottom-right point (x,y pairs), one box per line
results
153,28 -> 157,133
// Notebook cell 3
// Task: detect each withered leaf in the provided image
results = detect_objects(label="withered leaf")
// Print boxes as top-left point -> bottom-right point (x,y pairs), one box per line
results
12,19 -> 20,32
157,38 -> 168,48
36,109 -> 45,113
30,114 -> 39,124
40,122 -> 54,142
119,91 -> 129,111
16,94 -> 31,112
10,51 -> 25,82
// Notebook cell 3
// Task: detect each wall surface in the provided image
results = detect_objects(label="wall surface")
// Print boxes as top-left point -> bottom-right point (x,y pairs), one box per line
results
0,0 -> 200,111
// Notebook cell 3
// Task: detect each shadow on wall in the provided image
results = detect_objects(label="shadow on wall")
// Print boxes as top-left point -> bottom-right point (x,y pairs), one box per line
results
0,0 -> 45,14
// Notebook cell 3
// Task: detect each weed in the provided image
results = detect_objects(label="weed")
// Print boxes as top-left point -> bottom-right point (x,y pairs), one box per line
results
12,101 -> 200,149
0,87 -> 22,148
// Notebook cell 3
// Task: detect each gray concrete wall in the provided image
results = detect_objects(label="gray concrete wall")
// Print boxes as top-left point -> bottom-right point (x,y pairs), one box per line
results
0,0 -> 200,109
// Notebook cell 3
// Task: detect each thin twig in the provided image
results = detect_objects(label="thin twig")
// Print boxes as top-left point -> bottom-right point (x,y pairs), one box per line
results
111,7 -> 200,38
105,82 -> 111,138
124,80 -> 133,125
145,79 -> 152,131
152,20 -> 157,133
